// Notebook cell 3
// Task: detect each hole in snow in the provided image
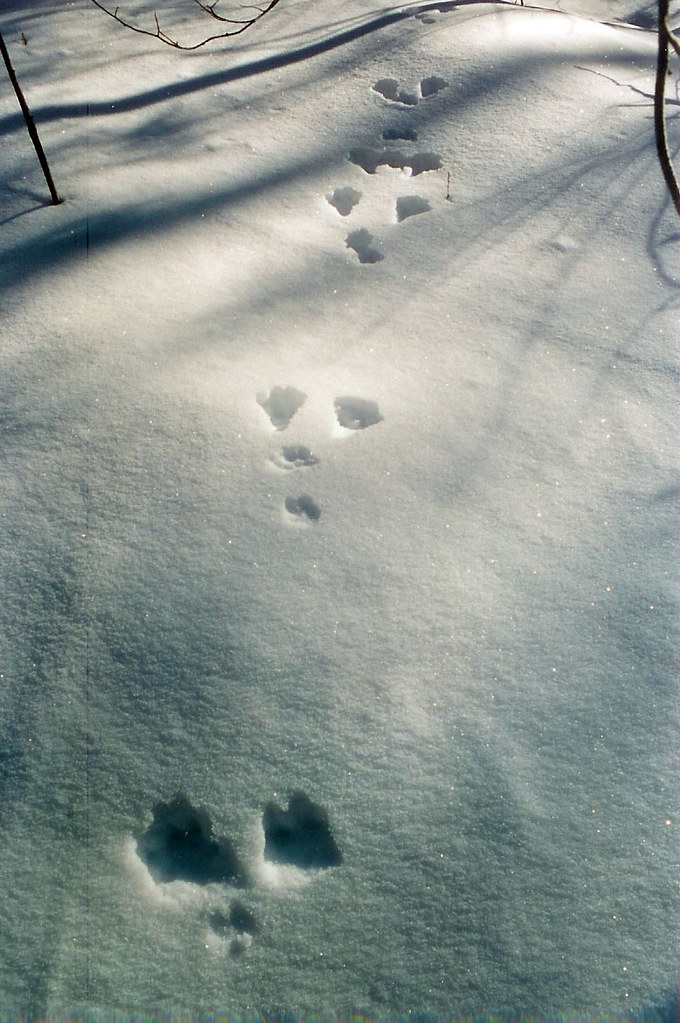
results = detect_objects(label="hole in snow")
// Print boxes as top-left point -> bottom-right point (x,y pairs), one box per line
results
257,385 -> 306,431
372,78 -> 419,106
136,794 -> 245,886
327,186 -> 362,216
285,494 -> 321,522
348,147 -> 442,176
263,791 -> 342,869
420,75 -> 449,98
346,229 -> 384,264
274,445 -> 319,469
208,900 -> 257,937
334,396 -> 383,430
383,125 -> 418,142
408,152 -> 443,175
396,195 -> 432,222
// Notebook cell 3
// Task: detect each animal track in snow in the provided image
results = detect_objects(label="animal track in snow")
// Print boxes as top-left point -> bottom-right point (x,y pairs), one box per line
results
136,794 -> 245,886
262,791 -> 342,869
372,75 -> 448,106
382,125 -> 418,142
257,385 -> 306,431
272,444 -> 319,470
372,78 -> 419,106
334,396 -> 383,431
346,229 -> 384,264
349,146 -> 442,176
285,493 -> 321,522
420,75 -> 449,98
327,186 -> 362,216
396,195 -> 431,222
208,901 -> 257,956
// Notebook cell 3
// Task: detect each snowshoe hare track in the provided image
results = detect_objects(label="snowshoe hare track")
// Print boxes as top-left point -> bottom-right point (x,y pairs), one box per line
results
256,390 -> 384,525
326,73 -> 443,264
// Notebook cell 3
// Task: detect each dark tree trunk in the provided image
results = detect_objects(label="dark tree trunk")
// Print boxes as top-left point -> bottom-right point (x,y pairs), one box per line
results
654,0 -> 680,216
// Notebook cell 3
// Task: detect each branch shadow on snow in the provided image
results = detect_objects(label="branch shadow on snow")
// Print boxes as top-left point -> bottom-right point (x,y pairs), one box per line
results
0,2 -> 452,133
0,0 -> 621,135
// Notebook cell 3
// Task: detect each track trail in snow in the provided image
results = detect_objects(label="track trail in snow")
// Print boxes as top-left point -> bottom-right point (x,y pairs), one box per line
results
323,71 -> 449,262
257,386 -> 383,524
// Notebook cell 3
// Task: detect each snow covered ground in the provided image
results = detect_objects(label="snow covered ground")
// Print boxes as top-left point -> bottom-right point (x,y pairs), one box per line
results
0,0 -> 678,1017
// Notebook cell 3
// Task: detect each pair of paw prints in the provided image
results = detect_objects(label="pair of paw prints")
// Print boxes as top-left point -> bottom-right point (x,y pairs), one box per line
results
327,74 -> 448,264
327,189 -> 433,264
257,386 -> 383,524
135,791 -> 342,955
372,74 -> 449,107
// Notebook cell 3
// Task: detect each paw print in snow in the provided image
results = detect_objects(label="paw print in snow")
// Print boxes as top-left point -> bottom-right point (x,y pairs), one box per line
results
257,385 -> 306,431
327,186 -> 362,216
372,75 -> 448,106
334,396 -> 383,431
346,229 -> 384,264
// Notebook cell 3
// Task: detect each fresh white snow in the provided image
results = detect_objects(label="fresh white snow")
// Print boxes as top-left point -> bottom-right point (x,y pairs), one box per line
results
0,0 -> 678,1017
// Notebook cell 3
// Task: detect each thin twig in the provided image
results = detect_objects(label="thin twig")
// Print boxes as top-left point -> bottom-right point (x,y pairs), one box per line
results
90,0 -> 281,50
666,16 -> 680,60
192,0 -> 260,24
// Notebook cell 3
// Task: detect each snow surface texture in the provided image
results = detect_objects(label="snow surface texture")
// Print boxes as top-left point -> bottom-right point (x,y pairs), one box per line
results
0,0 -> 678,1018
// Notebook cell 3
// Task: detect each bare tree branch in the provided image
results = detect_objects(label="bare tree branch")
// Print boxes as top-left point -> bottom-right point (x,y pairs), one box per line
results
0,31 -> 61,204
90,0 -> 281,50
191,0 -> 272,24
655,0 -> 680,218
665,15 -> 680,61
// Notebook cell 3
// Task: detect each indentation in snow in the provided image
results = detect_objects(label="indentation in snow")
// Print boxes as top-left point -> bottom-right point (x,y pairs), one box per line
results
136,795 -> 245,886
349,147 -> 442,176
346,229 -> 384,264
327,186 -> 362,216
383,125 -> 419,142
420,75 -> 449,98
334,396 -> 383,430
396,195 -> 432,222
373,75 -> 448,104
208,899 -> 257,955
273,444 -> 319,469
284,493 -> 321,522
262,791 -> 342,869
547,233 -> 579,253
372,78 -> 419,106
257,385 -> 306,431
